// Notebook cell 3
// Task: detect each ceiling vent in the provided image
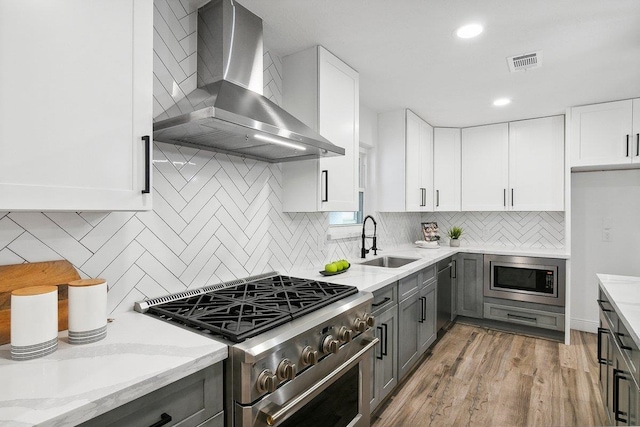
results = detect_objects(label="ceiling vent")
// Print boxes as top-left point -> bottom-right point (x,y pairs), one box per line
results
507,51 -> 542,72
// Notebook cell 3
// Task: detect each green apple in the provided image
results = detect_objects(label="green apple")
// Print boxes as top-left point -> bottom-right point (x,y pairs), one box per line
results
325,263 -> 338,273
335,261 -> 344,271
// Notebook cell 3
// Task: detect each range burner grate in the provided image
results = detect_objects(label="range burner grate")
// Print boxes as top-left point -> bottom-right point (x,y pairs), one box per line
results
147,275 -> 358,342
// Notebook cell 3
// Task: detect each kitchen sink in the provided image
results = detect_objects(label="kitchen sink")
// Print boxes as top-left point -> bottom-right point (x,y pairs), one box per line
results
359,256 -> 419,268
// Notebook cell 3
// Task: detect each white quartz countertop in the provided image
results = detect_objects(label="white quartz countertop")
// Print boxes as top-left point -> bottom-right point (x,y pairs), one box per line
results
289,244 -> 570,293
598,274 -> 640,348
0,311 -> 228,427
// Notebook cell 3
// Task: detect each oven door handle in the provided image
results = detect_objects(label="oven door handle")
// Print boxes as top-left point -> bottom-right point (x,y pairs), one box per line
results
259,337 -> 379,426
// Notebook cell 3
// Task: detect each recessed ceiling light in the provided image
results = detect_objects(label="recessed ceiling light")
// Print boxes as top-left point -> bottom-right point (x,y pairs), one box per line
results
493,98 -> 511,107
456,24 -> 483,39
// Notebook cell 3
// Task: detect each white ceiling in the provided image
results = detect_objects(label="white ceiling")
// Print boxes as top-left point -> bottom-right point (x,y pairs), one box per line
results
240,0 -> 640,128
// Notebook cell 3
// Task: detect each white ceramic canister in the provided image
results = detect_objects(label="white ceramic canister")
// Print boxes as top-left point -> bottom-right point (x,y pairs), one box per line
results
10,285 -> 59,361
67,279 -> 107,344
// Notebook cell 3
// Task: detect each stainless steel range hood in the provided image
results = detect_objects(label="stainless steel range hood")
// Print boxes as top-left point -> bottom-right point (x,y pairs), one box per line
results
153,0 -> 344,163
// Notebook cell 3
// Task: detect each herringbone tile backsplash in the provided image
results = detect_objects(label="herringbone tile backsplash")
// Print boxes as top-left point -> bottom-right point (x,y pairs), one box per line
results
0,0 -> 564,314
423,212 -> 565,248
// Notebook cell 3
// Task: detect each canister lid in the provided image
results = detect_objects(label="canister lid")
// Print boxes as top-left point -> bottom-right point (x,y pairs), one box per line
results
68,279 -> 106,287
11,285 -> 58,296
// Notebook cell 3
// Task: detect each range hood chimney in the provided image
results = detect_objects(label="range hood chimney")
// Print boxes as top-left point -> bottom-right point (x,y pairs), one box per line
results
153,0 -> 344,163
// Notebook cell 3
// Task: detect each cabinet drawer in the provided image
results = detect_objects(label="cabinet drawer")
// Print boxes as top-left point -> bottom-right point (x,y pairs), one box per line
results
484,302 -> 565,331
80,364 -> 223,427
399,272 -> 420,300
422,265 -> 436,284
372,284 -> 397,316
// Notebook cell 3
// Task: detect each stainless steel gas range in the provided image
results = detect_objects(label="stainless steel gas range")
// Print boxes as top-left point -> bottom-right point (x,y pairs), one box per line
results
135,272 -> 377,427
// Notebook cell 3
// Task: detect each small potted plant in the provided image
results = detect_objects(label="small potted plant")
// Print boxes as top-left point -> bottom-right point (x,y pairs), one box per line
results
447,226 -> 463,247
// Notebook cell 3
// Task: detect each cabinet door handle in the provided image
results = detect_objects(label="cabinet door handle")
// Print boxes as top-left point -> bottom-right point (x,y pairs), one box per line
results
436,190 -> 440,207
142,136 -> 151,194
321,170 -> 328,202
382,323 -> 389,357
418,297 -> 425,323
451,260 -> 457,279
511,188 -> 514,207
613,368 -> 630,424
636,133 -> 639,157
376,326 -> 384,360
615,332 -> 634,351
503,189 -> 506,207
149,413 -> 172,427
507,313 -> 537,323
626,134 -> 630,157
372,297 -> 391,308
597,327 -> 608,364
597,299 -> 612,312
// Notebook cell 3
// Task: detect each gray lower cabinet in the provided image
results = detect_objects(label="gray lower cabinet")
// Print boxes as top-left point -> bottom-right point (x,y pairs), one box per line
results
370,286 -> 398,413
80,363 -> 223,427
599,287 -> 640,425
419,280 -> 437,354
398,266 -> 437,381
455,253 -> 484,318
398,289 -> 420,380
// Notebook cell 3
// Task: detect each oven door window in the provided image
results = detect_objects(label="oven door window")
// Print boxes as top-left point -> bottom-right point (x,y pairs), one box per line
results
494,266 -> 555,294
279,366 -> 359,427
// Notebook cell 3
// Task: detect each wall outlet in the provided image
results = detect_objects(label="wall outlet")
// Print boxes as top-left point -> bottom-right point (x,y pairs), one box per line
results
602,229 -> 612,242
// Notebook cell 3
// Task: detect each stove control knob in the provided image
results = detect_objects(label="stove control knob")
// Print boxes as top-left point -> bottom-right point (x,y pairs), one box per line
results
277,359 -> 297,381
301,346 -> 319,366
364,313 -> 376,327
322,335 -> 340,354
353,318 -> 367,333
257,370 -> 277,393
338,326 -> 353,343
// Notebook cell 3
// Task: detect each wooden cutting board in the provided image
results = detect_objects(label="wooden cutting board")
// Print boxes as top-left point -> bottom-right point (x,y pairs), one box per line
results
0,260 -> 80,345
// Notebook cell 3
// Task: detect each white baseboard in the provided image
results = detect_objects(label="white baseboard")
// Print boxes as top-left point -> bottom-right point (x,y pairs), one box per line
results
571,317 -> 598,333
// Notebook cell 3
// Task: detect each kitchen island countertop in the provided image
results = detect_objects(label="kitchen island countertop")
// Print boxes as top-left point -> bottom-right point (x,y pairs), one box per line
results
0,311 -> 227,427
598,274 -> 640,348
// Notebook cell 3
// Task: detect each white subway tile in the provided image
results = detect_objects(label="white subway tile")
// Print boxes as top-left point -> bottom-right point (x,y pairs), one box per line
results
9,213 -> 92,266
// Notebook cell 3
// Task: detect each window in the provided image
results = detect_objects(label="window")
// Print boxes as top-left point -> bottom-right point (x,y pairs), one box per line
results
329,150 -> 366,226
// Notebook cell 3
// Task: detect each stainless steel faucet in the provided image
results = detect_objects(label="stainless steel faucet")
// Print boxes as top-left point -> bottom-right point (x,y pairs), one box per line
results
361,215 -> 378,258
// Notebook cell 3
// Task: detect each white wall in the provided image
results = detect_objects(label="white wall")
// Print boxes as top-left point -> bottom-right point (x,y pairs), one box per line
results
571,169 -> 640,332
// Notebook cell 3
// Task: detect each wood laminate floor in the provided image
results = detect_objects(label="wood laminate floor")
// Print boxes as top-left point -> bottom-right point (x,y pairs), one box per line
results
372,323 -> 607,427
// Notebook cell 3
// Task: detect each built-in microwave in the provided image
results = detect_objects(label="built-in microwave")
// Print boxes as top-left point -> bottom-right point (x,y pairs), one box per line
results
483,254 -> 566,306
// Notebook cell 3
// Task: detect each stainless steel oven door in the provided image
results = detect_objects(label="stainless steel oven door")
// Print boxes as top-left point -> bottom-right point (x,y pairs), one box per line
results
234,335 -> 378,427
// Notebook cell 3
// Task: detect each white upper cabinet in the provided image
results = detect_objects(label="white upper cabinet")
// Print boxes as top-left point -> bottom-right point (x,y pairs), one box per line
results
462,117 -> 565,211
378,110 -> 433,212
461,123 -> 509,211
433,128 -> 461,211
570,99 -> 640,169
509,116 -> 565,211
0,0 -> 153,211
281,46 -> 359,212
